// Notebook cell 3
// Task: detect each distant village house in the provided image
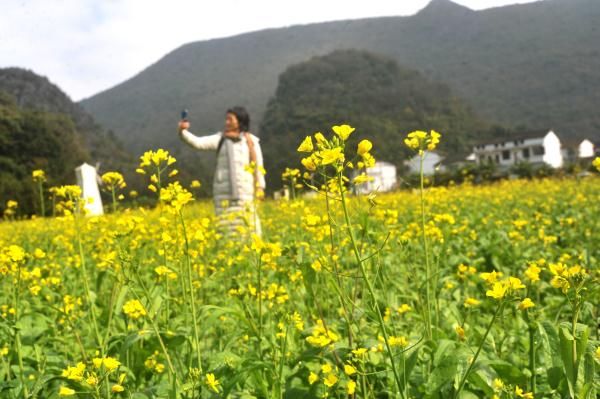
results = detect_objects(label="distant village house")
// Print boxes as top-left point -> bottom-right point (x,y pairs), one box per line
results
473,130 -> 565,169
354,161 -> 397,194
404,151 -> 444,176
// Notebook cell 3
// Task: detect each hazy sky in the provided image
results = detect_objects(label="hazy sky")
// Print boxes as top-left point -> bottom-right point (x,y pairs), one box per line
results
0,0 -> 543,101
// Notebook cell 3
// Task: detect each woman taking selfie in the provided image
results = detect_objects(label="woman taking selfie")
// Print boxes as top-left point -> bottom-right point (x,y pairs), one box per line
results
178,106 -> 265,236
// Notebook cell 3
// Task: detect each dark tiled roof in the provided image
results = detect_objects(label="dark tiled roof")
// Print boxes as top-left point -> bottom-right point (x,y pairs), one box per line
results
473,129 -> 551,147
441,153 -> 473,164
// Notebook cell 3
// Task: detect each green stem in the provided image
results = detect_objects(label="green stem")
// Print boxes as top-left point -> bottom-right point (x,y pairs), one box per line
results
257,250 -> 263,358
75,214 -> 104,353
337,172 -> 405,398
179,210 -> 203,372
325,191 -> 354,347
571,296 -> 580,375
103,282 -> 120,353
130,268 -> 177,381
419,153 -> 433,340
111,187 -> 117,213
13,261 -> 28,398
454,301 -> 505,399
528,322 -> 536,395
38,181 -> 45,217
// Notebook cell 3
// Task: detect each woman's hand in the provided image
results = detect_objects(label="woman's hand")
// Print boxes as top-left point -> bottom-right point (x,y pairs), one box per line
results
178,120 -> 190,131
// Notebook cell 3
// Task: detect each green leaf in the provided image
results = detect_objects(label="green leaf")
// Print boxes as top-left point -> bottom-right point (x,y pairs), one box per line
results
558,322 -> 590,398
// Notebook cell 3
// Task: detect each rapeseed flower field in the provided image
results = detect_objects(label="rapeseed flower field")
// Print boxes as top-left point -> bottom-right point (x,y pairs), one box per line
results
1,127 -> 599,398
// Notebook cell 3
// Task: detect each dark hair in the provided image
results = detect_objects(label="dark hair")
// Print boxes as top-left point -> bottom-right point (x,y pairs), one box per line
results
226,106 -> 250,132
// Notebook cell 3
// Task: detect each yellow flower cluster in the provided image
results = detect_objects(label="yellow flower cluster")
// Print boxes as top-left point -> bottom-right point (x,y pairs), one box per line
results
205,373 -> 220,393
122,299 -> 147,319
159,181 -> 194,211
404,130 -> 441,155
54,185 -> 82,199
92,356 -> 121,371
144,351 -> 166,374
52,185 -> 85,215
3,200 -> 18,217
282,167 -> 303,189
297,125 -> 356,172
244,160 -> 267,176
485,276 -> 526,300
62,362 -> 86,381
138,149 -> 176,169
308,361 -> 357,394
136,149 -> 178,193
101,171 -> 126,190
306,319 -> 340,347
32,169 -> 46,182
356,139 -> 375,169
548,262 -> 588,293
59,356 -> 123,396
155,265 -> 178,280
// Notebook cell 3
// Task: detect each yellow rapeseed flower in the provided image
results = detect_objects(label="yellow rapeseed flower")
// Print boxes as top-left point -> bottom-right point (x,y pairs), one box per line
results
515,385 -> 534,398
347,379 -> 357,394
317,147 -> 345,166
123,299 -> 146,319
518,298 -> 535,310
323,373 -> 338,388
332,124 -> 355,141
464,297 -> 481,308
61,362 -> 86,381
357,139 -> 372,155
112,384 -> 125,393
486,282 -> 507,300
92,356 -> 121,372
301,155 -> 318,171
59,386 -> 76,396
101,172 -> 126,190
593,157 -> 600,172
205,373 -> 220,393
32,169 -> 46,182
344,364 -> 357,375
297,136 -> 314,152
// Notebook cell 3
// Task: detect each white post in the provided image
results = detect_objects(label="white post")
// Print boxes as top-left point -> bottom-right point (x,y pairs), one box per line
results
75,163 -> 104,216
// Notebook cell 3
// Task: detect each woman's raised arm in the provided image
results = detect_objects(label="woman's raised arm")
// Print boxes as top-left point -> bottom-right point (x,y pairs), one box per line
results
178,121 -> 221,150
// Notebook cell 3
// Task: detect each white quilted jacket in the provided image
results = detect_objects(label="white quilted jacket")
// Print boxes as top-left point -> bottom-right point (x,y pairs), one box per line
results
179,129 -> 266,203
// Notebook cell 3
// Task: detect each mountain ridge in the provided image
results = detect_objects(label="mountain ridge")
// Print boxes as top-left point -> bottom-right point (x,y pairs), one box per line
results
80,0 -> 600,158
0,67 -> 135,192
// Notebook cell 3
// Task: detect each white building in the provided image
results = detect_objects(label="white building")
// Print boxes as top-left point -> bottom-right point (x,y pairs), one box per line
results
354,161 -> 397,194
75,163 -> 104,216
561,139 -> 595,162
473,130 -> 563,169
404,151 -> 444,175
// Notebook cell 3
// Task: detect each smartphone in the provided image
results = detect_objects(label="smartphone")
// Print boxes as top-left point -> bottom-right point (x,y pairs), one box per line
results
181,109 -> 189,121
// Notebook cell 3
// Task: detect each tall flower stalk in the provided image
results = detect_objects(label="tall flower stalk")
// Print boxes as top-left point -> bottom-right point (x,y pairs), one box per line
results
297,125 -> 405,396
404,130 -> 441,340
32,169 -> 46,217
160,181 -> 203,372
101,171 -> 126,213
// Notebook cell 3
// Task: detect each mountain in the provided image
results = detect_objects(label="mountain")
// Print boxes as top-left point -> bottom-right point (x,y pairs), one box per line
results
79,0 -> 600,190
0,91 -> 87,214
0,68 -> 135,214
0,68 -> 133,171
260,49 -> 489,188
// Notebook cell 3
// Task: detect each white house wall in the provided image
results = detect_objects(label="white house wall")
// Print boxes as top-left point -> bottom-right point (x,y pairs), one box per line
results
406,152 -> 443,176
542,131 -> 563,168
356,162 -> 397,194
579,139 -> 595,158
472,131 -> 566,168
